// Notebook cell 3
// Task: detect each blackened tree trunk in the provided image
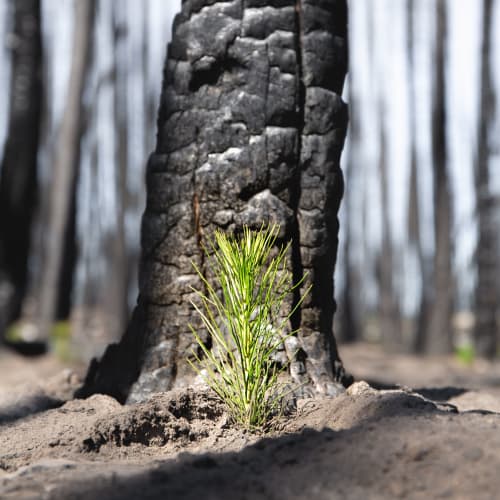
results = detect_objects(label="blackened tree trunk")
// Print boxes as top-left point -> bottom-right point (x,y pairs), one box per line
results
426,0 -> 453,354
0,0 -> 42,339
38,0 -> 95,340
474,0 -> 497,358
79,0 -> 351,403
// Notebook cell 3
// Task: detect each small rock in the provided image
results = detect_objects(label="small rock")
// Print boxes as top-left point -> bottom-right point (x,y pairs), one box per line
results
346,381 -> 374,396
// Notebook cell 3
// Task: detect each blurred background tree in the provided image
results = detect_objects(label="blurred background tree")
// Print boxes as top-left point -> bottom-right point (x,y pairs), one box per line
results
0,0 -> 42,346
0,0 -> 176,360
339,0 -> 499,357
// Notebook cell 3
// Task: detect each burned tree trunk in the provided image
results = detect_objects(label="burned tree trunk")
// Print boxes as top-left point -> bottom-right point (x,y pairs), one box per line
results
426,0 -> 453,354
378,102 -> 402,351
474,0 -> 497,358
71,3 -> 130,362
37,0 -> 95,341
79,0 -> 351,403
0,0 -> 42,339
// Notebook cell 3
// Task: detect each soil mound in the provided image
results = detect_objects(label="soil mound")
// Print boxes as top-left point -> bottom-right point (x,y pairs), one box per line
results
2,344 -> 500,499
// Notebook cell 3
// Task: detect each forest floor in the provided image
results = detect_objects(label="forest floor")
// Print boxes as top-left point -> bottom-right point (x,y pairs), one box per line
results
1,342 -> 500,499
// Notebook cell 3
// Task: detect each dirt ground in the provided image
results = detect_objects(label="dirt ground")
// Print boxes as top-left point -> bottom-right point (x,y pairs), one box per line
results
1,342 -> 500,499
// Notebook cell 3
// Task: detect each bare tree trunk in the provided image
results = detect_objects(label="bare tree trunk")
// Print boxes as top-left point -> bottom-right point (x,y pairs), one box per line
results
106,2 -> 130,344
406,0 -> 430,353
378,102 -> 402,351
71,2 -> 130,361
408,158 -> 431,352
338,43 -> 361,344
38,0 -> 95,340
338,159 -> 359,344
474,0 -> 497,358
142,6 -> 157,158
78,0 -> 352,403
0,0 -> 42,340
426,0 -> 453,354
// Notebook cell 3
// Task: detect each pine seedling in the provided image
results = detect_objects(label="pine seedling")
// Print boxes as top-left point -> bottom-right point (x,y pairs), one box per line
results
189,224 -> 309,430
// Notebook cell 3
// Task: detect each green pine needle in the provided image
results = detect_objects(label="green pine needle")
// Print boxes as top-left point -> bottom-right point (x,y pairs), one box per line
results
189,224 -> 309,430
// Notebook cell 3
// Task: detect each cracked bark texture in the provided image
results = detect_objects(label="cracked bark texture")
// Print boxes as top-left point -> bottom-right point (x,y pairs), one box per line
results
79,0 -> 350,403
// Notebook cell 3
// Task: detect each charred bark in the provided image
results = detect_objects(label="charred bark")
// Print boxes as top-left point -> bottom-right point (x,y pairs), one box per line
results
78,0 -> 351,403
0,0 -> 42,339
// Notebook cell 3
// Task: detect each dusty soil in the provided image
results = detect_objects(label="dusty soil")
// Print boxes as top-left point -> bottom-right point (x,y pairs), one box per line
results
1,342 -> 500,499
